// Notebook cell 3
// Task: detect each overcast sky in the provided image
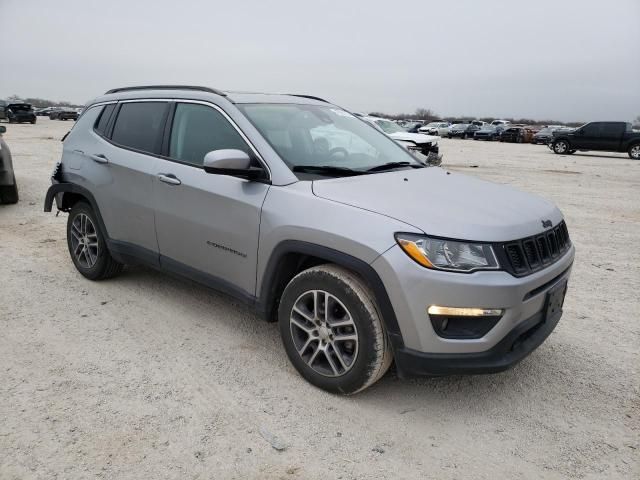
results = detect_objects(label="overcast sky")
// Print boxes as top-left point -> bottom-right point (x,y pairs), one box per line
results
1,0 -> 638,122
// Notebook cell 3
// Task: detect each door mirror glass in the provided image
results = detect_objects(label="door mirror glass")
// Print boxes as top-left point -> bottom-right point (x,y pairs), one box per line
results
203,149 -> 266,181
0,126 -> 5,134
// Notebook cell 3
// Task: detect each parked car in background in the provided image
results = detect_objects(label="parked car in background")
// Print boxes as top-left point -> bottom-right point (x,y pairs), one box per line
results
0,100 -> 7,121
402,121 -> 423,133
0,126 -> 19,204
474,124 -> 506,141
500,127 -> 534,143
44,85 -> 574,394
7,103 -> 36,124
36,107 -> 54,116
57,108 -> 79,121
364,116 -> 441,165
491,120 -> 511,127
49,108 -> 64,120
419,121 -> 450,137
449,123 -> 482,139
550,122 -> 640,159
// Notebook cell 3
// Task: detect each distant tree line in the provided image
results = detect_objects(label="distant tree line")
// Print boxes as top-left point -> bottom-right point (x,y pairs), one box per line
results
368,107 -> 587,127
4,94 -> 83,109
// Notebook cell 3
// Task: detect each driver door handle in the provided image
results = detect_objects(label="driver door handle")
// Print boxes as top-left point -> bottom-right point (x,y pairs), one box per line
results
90,153 -> 109,164
158,173 -> 181,186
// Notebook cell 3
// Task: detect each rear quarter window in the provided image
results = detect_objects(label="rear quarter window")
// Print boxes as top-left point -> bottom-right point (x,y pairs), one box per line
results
111,102 -> 167,154
94,104 -> 116,137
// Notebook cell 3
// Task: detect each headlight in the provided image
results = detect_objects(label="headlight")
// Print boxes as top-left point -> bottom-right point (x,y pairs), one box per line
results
395,233 -> 499,272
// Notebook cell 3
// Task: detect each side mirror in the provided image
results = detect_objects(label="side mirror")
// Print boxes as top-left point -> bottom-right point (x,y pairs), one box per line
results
203,149 -> 267,181
0,126 -> 5,134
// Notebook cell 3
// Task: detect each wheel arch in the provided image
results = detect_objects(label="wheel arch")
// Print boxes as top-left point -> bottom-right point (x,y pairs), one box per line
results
44,182 -> 110,239
258,240 -> 403,345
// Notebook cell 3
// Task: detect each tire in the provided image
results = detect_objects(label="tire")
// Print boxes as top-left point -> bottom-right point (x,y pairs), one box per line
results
0,176 -> 19,204
629,144 -> 640,160
66,202 -> 123,280
278,264 -> 392,394
461,133 -> 467,139
30,119 -> 36,124
553,140 -> 570,154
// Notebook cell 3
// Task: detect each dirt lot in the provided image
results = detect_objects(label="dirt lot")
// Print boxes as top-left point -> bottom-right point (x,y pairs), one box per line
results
1,118 -> 638,479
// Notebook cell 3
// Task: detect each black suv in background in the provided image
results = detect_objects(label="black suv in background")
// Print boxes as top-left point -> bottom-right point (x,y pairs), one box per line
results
551,122 -> 640,159
50,108 -> 79,121
7,103 -> 37,124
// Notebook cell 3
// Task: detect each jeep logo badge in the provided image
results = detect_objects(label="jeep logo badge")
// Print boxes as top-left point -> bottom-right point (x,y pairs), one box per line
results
541,219 -> 553,228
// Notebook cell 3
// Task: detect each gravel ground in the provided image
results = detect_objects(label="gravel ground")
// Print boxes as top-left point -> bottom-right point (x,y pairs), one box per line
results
1,119 -> 638,479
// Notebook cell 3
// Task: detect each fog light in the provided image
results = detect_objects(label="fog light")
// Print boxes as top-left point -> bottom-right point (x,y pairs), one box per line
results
427,306 -> 503,317
427,306 -> 504,339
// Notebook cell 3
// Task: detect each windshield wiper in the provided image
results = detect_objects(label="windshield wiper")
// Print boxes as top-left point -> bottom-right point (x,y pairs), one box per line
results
292,165 -> 367,176
366,161 -> 423,172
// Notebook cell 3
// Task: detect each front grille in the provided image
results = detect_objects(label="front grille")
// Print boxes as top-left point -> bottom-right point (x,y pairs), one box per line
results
498,221 -> 571,276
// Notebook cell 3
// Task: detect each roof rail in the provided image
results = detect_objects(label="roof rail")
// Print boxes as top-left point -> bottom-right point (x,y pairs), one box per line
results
288,94 -> 330,103
105,85 -> 226,96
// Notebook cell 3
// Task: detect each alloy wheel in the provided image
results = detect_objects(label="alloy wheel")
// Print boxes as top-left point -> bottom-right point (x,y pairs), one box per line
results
70,213 -> 99,268
630,145 -> 640,160
554,141 -> 568,154
289,290 -> 359,377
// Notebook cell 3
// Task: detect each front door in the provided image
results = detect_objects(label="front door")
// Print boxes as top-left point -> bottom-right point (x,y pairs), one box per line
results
153,102 -> 270,299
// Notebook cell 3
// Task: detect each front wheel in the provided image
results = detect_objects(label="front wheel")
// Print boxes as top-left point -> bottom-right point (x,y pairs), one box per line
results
278,265 -> 392,394
553,140 -> 569,154
67,202 -> 123,280
629,144 -> 640,160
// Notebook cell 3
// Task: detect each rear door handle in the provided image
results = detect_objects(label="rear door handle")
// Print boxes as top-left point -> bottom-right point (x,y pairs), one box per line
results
158,173 -> 181,186
90,153 -> 109,164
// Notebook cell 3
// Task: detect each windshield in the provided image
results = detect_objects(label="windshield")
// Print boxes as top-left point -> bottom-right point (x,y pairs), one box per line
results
238,104 -> 422,173
453,123 -> 470,129
424,122 -> 440,128
374,119 -> 405,134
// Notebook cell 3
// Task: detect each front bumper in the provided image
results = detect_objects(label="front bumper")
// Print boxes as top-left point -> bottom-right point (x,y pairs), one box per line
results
372,242 -> 574,375
393,300 -> 562,376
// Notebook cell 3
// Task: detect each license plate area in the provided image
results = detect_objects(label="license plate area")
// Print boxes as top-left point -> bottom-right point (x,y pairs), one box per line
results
545,280 -> 567,321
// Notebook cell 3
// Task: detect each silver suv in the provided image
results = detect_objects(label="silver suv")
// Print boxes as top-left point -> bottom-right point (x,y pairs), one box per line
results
45,86 -> 574,394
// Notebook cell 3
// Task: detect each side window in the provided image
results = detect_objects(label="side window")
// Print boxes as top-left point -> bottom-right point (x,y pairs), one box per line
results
94,104 -> 116,136
169,103 -> 249,166
582,123 -> 601,137
111,102 -> 167,154
600,123 -> 622,139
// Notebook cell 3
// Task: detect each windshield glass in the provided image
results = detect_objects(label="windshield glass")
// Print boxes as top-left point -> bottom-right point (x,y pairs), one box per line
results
374,119 -> 405,134
238,104 -> 421,172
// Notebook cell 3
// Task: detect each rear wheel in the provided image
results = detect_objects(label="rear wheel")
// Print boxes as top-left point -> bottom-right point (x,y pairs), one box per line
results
629,144 -> 640,160
278,264 -> 392,394
67,202 -> 123,280
553,140 -> 569,154
0,175 -> 19,204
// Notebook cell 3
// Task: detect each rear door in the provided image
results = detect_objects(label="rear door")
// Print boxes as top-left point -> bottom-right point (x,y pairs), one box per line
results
599,123 -> 625,151
89,101 -> 168,261
152,101 -> 270,298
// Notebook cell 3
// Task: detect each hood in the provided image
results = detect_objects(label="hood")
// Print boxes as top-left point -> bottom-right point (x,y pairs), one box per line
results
388,131 -> 439,143
312,168 -> 562,242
